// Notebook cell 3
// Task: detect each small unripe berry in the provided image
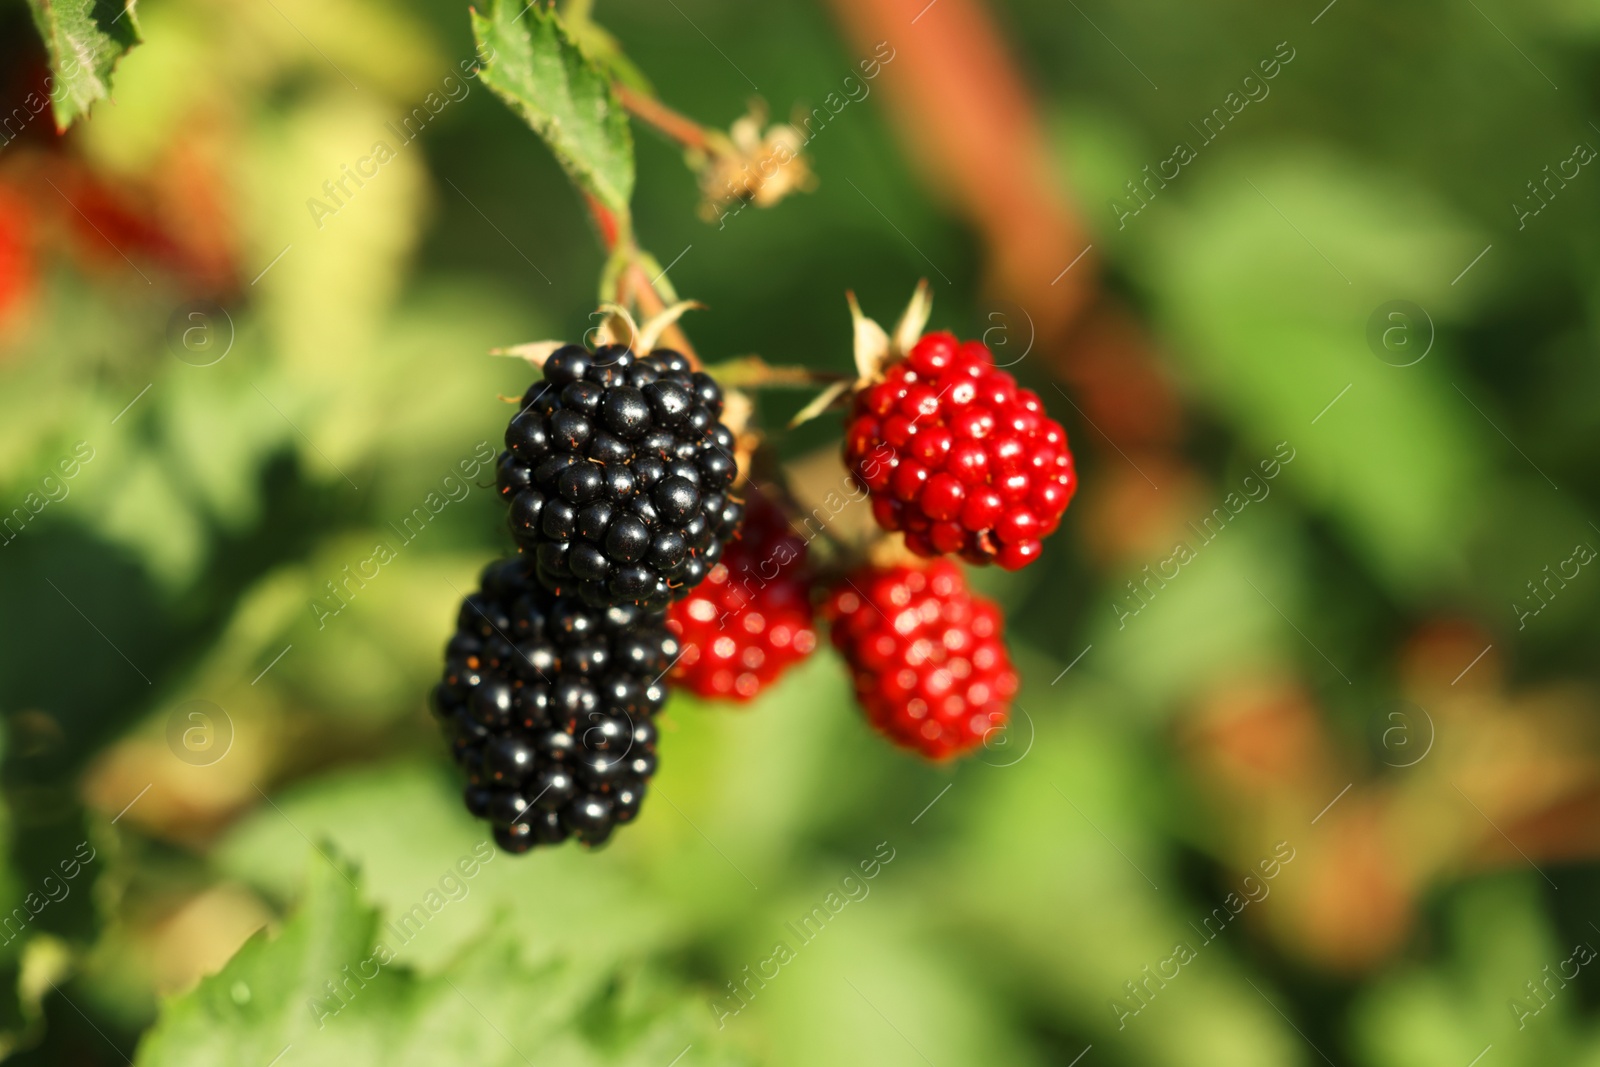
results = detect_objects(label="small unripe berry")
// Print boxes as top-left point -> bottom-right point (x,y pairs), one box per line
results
666,496 -> 817,701
824,559 -> 1017,760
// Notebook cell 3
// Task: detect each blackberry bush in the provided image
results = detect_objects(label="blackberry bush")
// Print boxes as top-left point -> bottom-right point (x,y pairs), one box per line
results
496,342 -> 744,610
452,0 -> 1080,804
432,556 -> 678,852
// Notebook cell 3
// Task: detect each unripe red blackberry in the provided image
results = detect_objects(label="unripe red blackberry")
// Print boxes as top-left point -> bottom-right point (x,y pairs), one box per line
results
824,559 -> 1017,760
843,332 -> 1075,570
496,343 -> 744,609
666,494 -> 817,701
432,556 -> 676,852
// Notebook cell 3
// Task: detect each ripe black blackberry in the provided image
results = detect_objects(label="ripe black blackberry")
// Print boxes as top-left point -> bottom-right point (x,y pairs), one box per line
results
431,556 -> 678,852
496,343 -> 743,609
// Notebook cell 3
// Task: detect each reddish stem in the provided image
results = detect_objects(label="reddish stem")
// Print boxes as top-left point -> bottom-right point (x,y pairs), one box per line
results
622,261 -> 698,365
582,191 -> 624,252
581,191 -> 699,363
614,83 -> 717,154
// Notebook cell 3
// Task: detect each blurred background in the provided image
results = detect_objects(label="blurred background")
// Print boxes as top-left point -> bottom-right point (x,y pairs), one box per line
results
3,0 -> 1600,1063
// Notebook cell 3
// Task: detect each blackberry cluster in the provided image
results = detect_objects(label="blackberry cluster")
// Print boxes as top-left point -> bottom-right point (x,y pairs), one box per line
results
496,343 -> 744,609
431,556 -> 678,852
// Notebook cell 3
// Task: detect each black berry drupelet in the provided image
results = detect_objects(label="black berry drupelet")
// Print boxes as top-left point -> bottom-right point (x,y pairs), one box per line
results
496,343 -> 744,609
431,556 -> 678,853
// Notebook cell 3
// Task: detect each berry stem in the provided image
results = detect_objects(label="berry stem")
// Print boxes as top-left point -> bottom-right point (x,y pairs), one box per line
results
582,193 -> 699,365
614,83 -> 727,156
583,190 -> 627,251
620,260 -> 698,364
701,355 -> 853,390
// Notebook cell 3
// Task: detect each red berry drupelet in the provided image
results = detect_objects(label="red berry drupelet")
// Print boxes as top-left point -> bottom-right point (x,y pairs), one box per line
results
824,559 -> 1017,760
666,495 -> 817,701
843,332 -> 1075,570
432,557 -> 677,853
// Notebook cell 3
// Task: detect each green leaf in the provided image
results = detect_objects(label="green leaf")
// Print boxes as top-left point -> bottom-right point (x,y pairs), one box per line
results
471,0 -> 634,217
136,845 -> 748,1067
565,17 -> 655,97
133,850 -> 377,1067
24,0 -> 141,133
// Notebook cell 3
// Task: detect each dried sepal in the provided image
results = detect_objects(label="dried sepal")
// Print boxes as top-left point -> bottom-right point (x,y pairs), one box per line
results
591,302 -> 641,350
637,299 -> 705,354
721,389 -> 754,437
788,378 -> 853,428
731,426 -> 761,491
848,291 -> 893,382
891,279 -> 933,358
490,340 -> 568,368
